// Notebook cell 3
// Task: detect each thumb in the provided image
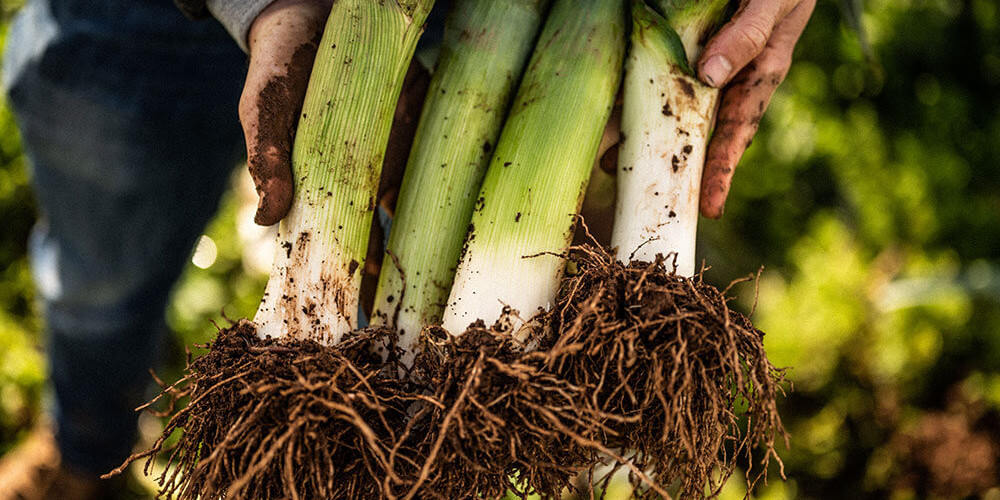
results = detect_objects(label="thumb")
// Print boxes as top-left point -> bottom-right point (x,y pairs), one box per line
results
239,0 -> 330,226
697,0 -> 796,88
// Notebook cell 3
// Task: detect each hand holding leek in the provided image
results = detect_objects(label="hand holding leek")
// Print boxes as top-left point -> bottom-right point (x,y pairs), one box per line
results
252,0 -> 435,344
592,0 -> 816,220
238,0 -> 334,226
696,0 -> 816,218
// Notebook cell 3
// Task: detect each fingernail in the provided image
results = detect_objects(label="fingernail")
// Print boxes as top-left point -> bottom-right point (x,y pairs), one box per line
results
701,55 -> 732,88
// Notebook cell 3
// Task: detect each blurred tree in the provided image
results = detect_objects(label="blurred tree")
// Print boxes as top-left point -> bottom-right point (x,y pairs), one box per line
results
699,0 -> 1000,497
0,5 -> 44,454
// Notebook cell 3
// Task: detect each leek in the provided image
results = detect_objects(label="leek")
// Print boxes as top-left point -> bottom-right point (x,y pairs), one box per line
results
611,0 -> 729,276
254,0 -> 435,345
371,0 -> 551,360
441,0 -> 626,334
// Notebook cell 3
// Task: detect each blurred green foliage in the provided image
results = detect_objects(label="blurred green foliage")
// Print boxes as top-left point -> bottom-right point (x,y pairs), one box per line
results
699,0 -> 1000,497
0,1 -> 44,455
2,0 -> 1000,498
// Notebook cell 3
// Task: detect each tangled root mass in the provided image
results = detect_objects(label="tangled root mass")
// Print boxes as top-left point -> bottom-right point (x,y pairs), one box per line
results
406,245 -> 785,499
539,245 -> 786,497
108,320 -> 420,499
116,245 -> 785,499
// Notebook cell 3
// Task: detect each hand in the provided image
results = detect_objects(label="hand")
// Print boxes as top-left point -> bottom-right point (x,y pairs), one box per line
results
239,0 -> 332,226
697,0 -> 816,219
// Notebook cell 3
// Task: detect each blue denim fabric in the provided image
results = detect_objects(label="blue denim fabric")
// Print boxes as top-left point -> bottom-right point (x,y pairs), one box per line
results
4,0 -> 247,476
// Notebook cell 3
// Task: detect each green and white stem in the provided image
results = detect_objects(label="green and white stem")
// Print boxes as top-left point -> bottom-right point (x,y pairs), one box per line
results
611,0 -> 729,277
441,0 -> 626,335
254,0 -> 435,345
372,0 -> 550,362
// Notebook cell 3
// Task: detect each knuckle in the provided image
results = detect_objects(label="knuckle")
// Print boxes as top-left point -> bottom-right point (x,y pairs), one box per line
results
737,19 -> 771,55
760,47 -> 793,72
757,54 -> 791,86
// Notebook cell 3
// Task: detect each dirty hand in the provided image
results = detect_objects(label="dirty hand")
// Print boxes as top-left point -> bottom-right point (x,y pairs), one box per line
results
697,0 -> 816,219
239,0 -> 332,226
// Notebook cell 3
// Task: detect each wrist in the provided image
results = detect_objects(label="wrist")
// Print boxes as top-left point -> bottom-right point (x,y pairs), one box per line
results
249,0 -> 332,54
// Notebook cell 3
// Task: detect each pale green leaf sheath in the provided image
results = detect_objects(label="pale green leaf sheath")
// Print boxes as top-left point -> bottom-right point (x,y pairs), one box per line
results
372,0 -> 551,362
255,0 -> 435,345
442,0 -> 626,335
611,0 -> 729,276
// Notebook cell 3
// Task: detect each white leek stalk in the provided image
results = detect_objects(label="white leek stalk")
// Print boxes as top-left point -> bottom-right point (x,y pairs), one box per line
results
254,0 -> 435,345
441,0 -> 626,334
611,0 -> 729,276
372,0 -> 551,360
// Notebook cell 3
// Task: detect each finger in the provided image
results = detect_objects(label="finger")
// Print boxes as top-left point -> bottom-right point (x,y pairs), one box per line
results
239,0 -> 330,226
700,0 -> 815,219
697,0 -> 799,88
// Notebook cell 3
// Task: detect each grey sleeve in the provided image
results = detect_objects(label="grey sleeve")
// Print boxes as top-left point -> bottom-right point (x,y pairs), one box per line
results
206,0 -> 276,53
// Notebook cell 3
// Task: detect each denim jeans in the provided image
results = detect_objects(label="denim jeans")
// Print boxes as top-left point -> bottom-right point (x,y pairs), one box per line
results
3,0 -> 247,476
